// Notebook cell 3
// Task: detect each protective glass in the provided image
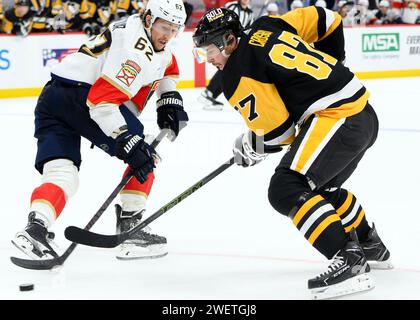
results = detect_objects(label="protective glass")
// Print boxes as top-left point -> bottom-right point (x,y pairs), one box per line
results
192,43 -> 221,64
153,20 -> 183,38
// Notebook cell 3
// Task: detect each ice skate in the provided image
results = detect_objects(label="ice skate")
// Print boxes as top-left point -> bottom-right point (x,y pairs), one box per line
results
198,89 -> 224,110
12,212 -> 59,260
360,223 -> 393,269
308,230 -> 374,300
115,204 -> 168,260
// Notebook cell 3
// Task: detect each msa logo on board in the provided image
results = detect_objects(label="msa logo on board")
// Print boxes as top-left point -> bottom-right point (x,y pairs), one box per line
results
362,33 -> 400,52
0,49 -> 10,70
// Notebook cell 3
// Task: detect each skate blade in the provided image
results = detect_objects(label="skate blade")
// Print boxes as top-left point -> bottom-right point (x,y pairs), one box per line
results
310,273 -> 375,300
198,96 -> 223,110
12,233 -> 58,261
368,259 -> 394,270
116,243 -> 168,260
12,235 -> 46,260
203,105 -> 223,111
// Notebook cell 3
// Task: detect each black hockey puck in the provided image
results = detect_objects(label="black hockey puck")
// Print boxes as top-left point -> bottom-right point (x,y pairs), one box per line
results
19,283 -> 34,291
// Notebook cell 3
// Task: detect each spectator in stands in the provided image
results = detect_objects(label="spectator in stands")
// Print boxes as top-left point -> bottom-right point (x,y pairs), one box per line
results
393,0 -> 420,24
350,0 -> 376,25
371,0 -> 403,24
1,0 -> 35,36
0,0 -> 4,21
337,0 -> 356,26
115,0 -> 145,19
315,0 -> 327,7
290,0 -> 303,10
58,0 -> 83,33
266,2 -> 279,15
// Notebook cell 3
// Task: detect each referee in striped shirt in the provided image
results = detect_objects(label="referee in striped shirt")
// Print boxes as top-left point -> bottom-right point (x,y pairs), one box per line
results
199,0 -> 254,110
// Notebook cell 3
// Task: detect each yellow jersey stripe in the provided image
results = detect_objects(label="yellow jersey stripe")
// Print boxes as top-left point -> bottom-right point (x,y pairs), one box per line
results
336,193 -> 353,217
308,214 -> 341,244
292,194 -> 323,226
279,7 -> 319,44
344,209 -> 365,233
291,116 -> 344,174
319,12 -> 342,41
318,90 -> 370,119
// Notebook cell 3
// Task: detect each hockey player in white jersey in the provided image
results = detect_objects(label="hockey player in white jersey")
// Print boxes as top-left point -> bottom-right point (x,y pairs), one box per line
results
12,0 -> 189,260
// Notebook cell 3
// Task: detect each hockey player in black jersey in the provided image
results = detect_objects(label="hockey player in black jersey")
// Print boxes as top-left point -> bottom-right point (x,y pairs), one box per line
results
193,7 -> 392,299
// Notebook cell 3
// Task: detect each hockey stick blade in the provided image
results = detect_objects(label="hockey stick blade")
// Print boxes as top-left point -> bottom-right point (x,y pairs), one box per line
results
10,256 -> 63,270
65,158 -> 235,248
65,227 -> 120,248
10,242 -> 76,270
10,130 -> 169,270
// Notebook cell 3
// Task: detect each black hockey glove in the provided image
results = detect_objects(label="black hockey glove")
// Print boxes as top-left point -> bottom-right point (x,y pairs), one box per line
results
156,91 -> 189,141
233,132 -> 268,167
115,132 -> 156,183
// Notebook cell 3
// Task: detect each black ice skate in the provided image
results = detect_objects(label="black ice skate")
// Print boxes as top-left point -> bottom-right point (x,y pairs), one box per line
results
308,230 -> 374,299
199,89 -> 224,110
115,204 -> 168,260
12,212 -> 59,260
360,223 -> 393,269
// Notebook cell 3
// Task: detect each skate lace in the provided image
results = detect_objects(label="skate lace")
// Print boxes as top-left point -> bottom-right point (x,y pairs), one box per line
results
318,255 -> 345,278
140,227 -> 163,240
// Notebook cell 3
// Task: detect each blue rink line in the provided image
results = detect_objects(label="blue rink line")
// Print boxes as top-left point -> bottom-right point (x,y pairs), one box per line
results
380,127 -> 420,133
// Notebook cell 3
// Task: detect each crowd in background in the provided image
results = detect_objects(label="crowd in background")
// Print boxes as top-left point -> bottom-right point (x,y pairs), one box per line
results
0,0 -> 418,36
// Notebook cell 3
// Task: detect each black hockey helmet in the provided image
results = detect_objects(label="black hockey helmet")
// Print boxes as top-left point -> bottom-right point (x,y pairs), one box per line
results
192,8 -> 242,50
15,0 -> 31,6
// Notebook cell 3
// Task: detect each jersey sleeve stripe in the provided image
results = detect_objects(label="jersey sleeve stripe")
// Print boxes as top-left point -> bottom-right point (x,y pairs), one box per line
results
164,54 -> 180,77
319,11 -> 342,42
297,76 -> 364,125
101,74 -> 133,99
87,76 -> 131,107
279,7 -> 319,44
316,6 -> 326,41
264,122 -> 296,146
263,117 -> 295,143
79,28 -> 112,58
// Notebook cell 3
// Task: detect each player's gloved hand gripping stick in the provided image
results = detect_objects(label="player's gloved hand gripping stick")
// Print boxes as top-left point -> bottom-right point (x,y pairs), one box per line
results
10,130 -> 169,270
64,142 -> 282,249
64,157 -> 236,248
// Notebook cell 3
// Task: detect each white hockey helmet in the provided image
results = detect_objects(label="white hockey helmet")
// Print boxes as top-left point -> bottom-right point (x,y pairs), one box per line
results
358,0 -> 369,7
291,0 -> 304,10
315,0 -> 327,7
266,3 -> 279,14
144,0 -> 187,27
378,0 -> 390,7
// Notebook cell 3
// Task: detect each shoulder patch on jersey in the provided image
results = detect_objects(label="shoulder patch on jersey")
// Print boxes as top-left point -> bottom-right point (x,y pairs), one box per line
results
249,30 -> 273,47
115,60 -> 141,87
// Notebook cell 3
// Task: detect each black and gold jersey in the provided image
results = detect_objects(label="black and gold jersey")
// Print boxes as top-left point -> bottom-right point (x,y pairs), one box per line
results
222,6 -> 370,147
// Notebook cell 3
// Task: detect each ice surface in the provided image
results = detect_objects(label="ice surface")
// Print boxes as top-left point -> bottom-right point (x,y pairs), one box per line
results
1,77 -> 420,299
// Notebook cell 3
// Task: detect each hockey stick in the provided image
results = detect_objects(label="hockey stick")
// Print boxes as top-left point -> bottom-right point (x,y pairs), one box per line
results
64,157 -> 235,248
10,130 -> 169,270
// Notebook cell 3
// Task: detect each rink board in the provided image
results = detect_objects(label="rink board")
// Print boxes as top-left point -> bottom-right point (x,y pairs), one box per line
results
0,25 -> 419,98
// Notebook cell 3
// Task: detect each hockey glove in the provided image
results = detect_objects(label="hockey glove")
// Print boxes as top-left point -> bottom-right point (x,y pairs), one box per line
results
115,132 -> 156,183
156,91 -> 189,141
233,131 -> 268,167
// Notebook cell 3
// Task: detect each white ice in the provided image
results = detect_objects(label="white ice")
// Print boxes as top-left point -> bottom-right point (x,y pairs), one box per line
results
1,77 -> 420,300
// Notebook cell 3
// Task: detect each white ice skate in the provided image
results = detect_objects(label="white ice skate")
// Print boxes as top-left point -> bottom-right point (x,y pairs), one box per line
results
12,212 -> 59,260
115,204 -> 168,260
308,230 -> 375,300
198,89 -> 224,111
